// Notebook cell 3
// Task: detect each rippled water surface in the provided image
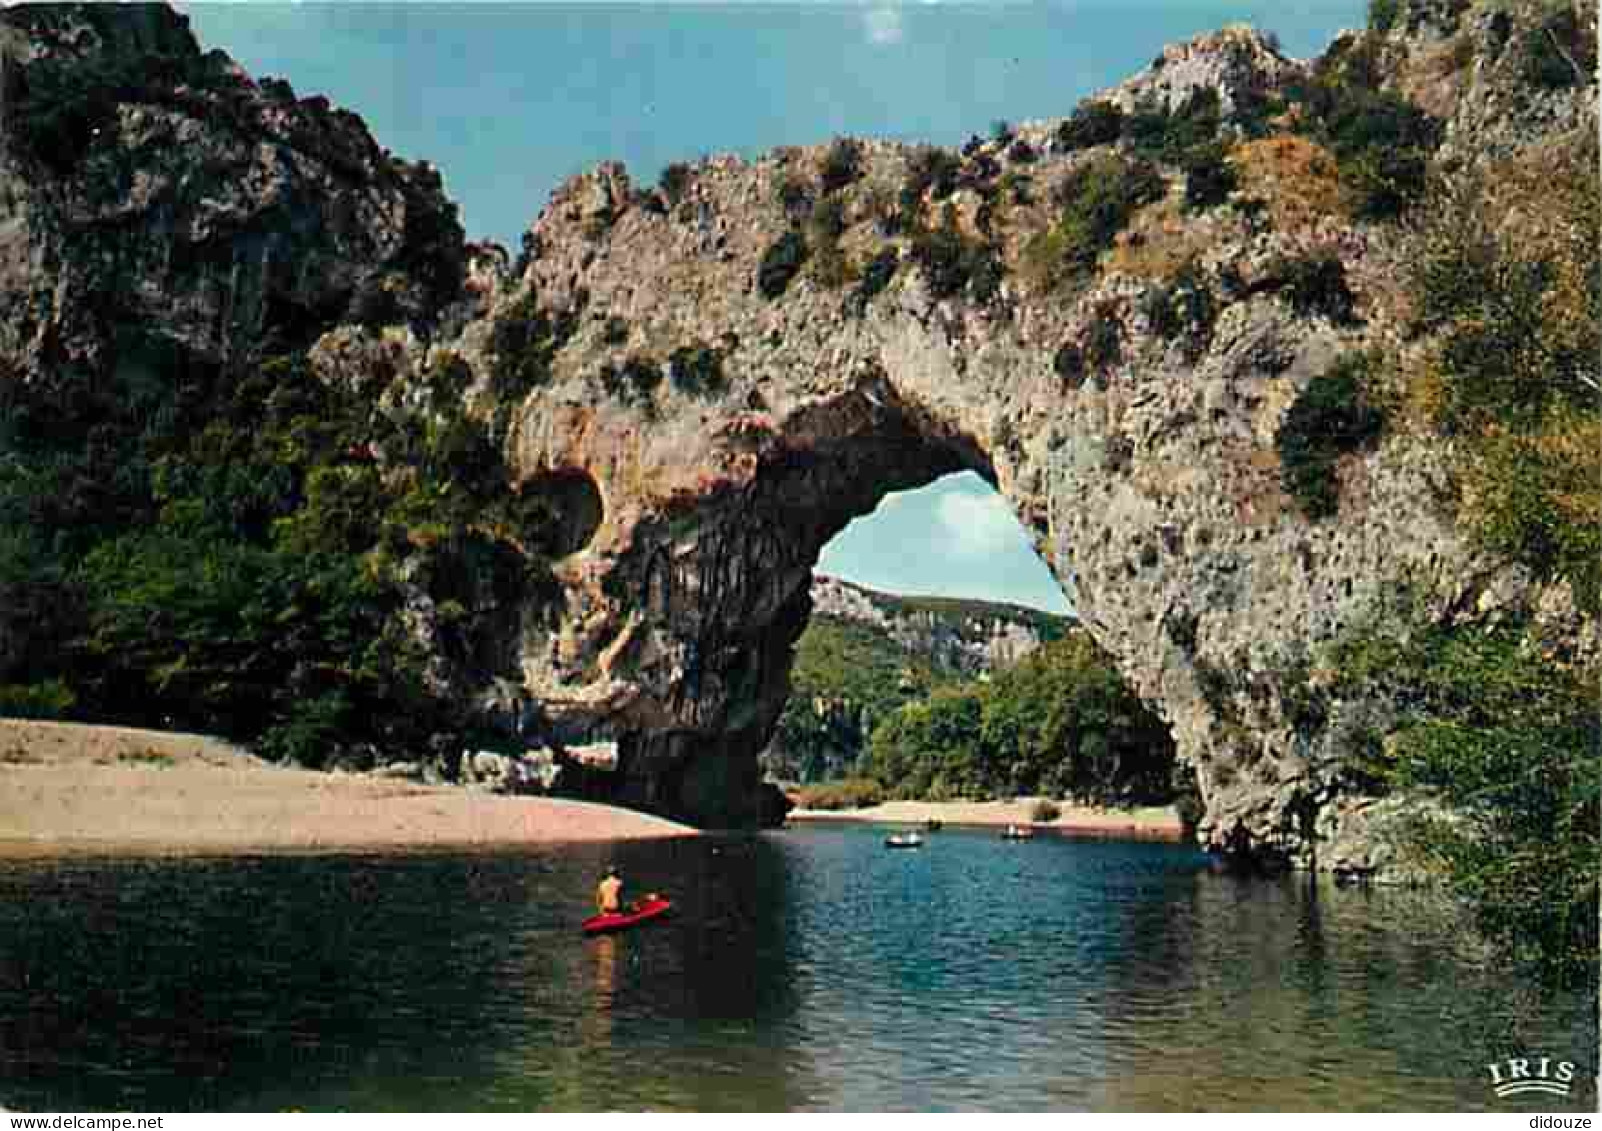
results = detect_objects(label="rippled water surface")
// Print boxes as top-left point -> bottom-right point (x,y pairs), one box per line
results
1,826 -> 1595,1110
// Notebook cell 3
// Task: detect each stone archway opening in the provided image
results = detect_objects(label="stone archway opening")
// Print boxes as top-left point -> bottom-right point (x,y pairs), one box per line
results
594,388 -> 1001,824
587,382 -> 1176,829
815,468 -> 1074,621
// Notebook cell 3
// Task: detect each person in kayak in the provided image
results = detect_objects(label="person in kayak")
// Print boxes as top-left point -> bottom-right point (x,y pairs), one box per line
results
595,865 -> 625,915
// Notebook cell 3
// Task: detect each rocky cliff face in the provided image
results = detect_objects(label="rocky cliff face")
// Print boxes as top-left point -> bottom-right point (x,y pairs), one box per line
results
0,3 -> 472,380
2,2 -> 1592,862
808,575 -> 1067,679
760,575 -> 1069,783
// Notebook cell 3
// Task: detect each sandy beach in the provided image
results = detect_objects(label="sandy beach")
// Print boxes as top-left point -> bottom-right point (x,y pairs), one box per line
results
788,798 -> 1186,841
0,719 -> 695,857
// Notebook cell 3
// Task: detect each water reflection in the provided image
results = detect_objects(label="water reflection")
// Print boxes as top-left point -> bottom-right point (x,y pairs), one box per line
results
0,829 -> 1592,1111
1093,866 -> 1598,1111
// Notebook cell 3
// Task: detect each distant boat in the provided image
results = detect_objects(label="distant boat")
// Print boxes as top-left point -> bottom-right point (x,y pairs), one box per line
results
885,832 -> 924,849
1001,824 -> 1035,840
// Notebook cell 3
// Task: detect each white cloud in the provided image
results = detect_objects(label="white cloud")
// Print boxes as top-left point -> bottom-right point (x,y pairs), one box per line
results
863,6 -> 905,46
935,490 -> 1022,557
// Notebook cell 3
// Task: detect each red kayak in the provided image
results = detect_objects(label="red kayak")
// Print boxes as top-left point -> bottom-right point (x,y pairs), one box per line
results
581,895 -> 672,935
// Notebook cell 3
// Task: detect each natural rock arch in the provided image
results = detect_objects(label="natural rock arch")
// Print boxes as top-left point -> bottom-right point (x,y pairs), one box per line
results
468,127 -> 1486,863
5,4 -> 1589,869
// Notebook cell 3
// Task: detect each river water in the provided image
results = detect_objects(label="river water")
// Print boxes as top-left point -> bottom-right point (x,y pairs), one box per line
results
0,824 -> 1594,1111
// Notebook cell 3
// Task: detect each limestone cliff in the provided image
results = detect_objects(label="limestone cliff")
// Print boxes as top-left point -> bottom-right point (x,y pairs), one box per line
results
761,575 -> 1070,783
2,2 -> 1594,864
808,575 -> 1068,679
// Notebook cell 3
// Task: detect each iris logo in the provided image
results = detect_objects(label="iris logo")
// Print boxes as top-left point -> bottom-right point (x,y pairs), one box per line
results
1487,1054 -> 1577,1099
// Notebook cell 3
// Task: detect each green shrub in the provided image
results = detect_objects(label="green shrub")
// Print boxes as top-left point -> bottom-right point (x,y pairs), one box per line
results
1328,601 -> 1599,984
1053,343 -> 1086,389
1084,306 -> 1123,372
0,680 -> 77,720
1026,155 -> 1165,289
668,344 -> 727,397
598,356 -> 663,402
1522,8 -> 1595,89
851,247 -> 899,310
1181,141 -> 1238,211
819,137 -> 864,195
257,691 -> 350,769
1055,100 -> 1125,152
1140,264 -> 1217,360
909,222 -> 1003,302
1229,87 -> 1283,139
658,162 -> 693,204
1287,68 -> 1440,220
806,197 -> 853,288
489,292 -> 579,401
1269,250 -> 1358,324
1367,0 -> 1400,34
1124,88 -> 1221,163
792,777 -> 885,810
1275,353 -> 1386,519
776,175 -> 813,222
1403,143 -> 1599,607
1006,138 -> 1037,165
900,147 -> 962,215
757,230 -> 809,299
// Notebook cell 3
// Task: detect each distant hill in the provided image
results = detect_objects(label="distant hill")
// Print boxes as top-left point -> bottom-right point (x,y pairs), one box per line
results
761,576 -> 1073,784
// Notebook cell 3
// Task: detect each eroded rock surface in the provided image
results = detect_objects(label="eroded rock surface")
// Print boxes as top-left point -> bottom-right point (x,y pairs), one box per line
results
2,3 -> 1592,862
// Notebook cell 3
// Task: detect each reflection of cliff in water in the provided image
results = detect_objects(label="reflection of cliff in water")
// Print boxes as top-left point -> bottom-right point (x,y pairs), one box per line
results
0,854 -> 535,1111
1085,869 -> 1599,1111
524,834 -> 816,1111
0,839 -> 815,1112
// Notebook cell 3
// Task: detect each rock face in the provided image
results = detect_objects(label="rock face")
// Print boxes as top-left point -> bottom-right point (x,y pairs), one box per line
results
2,3 -> 1592,860
0,4 -> 470,383
808,575 -> 1067,679
760,575 -> 1070,783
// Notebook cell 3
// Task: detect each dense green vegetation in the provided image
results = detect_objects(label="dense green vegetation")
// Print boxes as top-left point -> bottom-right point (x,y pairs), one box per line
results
1328,596 -> 1598,984
1275,352 -> 1386,519
1124,88 -> 1223,164
1407,130 -> 1600,609
1023,154 -> 1165,289
758,230 -> 809,299
0,334 -> 562,767
1316,120 -> 1600,983
769,615 -> 952,784
1285,34 -> 1442,220
864,632 -> 1177,804
909,211 -> 1004,302
768,588 -> 1072,784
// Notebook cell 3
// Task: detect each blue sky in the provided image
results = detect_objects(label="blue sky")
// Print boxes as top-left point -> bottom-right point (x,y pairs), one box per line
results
182,1 -> 1364,614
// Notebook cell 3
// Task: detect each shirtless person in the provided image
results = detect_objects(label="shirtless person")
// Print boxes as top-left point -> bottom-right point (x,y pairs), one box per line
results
595,865 -> 625,915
